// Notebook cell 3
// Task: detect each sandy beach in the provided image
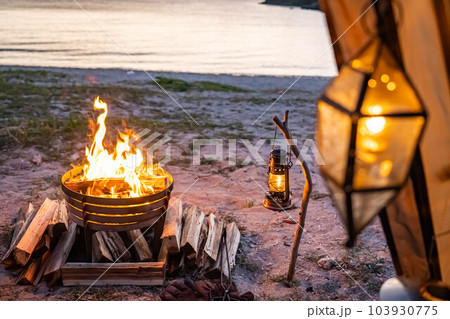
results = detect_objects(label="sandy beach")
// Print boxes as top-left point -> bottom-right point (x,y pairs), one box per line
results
0,66 -> 394,300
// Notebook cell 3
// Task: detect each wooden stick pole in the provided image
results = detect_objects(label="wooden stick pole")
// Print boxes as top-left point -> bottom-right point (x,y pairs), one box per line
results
272,111 -> 312,283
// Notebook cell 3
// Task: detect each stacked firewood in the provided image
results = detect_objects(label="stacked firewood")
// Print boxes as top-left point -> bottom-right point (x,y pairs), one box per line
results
1,198 -> 77,286
159,201 -> 241,279
1,198 -> 241,287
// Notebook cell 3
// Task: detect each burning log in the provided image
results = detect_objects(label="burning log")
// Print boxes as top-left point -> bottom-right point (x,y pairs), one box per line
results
14,198 -> 58,266
181,206 -> 205,257
125,229 -> 153,262
44,222 -> 78,286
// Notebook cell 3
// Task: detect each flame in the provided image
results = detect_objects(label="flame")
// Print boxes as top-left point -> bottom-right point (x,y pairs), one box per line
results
69,97 -> 167,198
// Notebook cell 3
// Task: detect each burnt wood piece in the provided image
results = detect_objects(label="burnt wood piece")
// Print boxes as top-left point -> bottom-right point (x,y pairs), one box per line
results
180,206 -> 205,256
206,222 -> 240,278
92,231 -> 113,263
61,262 -> 166,286
1,204 -> 38,267
160,201 -> 183,253
44,223 -> 78,286
47,200 -> 69,247
203,213 -> 224,261
126,229 -> 153,262
31,233 -> 50,259
101,231 -> 131,262
14,198 -> 58,266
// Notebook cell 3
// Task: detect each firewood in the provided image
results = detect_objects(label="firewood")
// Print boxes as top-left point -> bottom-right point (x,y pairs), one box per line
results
14,198 -> 58,266
126,229 -> 153,262
206,222 -> 240,278
44,222 -> 78,286
9,203 -> 34,248
180,205 -> 204,256
160,200 -> 182,253
61,262 -> 166,286
16,258 -> 41,285
2,204 -> 38,267
92,231 -> 113,263
33,251 -> 51,286
203,213 -> 224,261
101,231 -> 131,262
47,200 -> 69,246
31,233 -> 50,259
16,249 -> 50,285
194,220 -> 209,267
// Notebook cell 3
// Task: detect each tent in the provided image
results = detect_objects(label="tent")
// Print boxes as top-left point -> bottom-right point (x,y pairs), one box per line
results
319,0 -> 450,295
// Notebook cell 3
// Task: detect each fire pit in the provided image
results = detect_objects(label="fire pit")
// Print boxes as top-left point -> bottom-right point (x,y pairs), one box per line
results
61,166 -> 173,232
60,97 -> 173,232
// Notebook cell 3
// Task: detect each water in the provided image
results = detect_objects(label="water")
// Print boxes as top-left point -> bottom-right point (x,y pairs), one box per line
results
0,0 -> 337,76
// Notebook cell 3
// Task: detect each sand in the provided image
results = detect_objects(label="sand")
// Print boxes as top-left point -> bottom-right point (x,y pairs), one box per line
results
0,66 -> 394,300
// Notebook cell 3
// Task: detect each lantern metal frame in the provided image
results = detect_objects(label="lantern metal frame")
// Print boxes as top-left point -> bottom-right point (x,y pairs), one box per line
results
263,145 -> 293,211
317,36 -> 427,245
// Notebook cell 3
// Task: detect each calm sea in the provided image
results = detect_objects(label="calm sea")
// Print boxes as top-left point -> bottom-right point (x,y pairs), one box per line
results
0,0 -> 337,76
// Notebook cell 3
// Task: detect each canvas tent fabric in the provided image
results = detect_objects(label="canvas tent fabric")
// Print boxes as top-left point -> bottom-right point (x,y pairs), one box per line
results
319,0 -> 450,286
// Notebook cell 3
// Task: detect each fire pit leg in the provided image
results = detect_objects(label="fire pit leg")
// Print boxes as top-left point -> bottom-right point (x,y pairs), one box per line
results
84,228 -> 94,262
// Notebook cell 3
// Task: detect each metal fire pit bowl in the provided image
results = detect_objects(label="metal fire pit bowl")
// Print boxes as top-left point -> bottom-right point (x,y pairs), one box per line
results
61,166 -> 173,232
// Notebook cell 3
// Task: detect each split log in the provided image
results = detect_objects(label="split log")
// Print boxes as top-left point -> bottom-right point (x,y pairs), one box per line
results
61,262 -> 166,286
31,233 -> 50,259
16,250 -> 50,285
101,231 -> 131,262
44,223 -> 78,286
126,229 -> 153,262
206,222 -> 240,278
47,200 -> 68,246
194,221 -> 209,267
9,203 -> 34,248
160,200 -> 182,253
180,206 -> 204,256
92,231 -> 113,263
204,213 -> 224,261
1,204 -> 38,267
14,198 -> 58,266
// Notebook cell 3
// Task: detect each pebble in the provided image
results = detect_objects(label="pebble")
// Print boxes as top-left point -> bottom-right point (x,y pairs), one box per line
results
317,257 -> 337,270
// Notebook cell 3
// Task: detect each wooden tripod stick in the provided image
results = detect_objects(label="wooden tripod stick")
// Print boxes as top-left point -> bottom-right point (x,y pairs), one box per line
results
272,111 -> 312,283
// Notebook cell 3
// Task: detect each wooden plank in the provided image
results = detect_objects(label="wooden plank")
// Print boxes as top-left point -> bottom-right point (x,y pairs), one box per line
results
61,262 -> 166,286
126,229 -> 153,262
160,200 -> 182,253
14,198 -> 58,266
180,206 -> 204,256
1,204 -> 38,267
44,222 -> 78,286
47,200 -> 69,246
101,231 -> 131,262
92,231 -> 113,263
203,213 -> 224,261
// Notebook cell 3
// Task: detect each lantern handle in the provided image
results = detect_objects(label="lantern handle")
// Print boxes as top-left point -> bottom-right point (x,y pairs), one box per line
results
273,111 -> 312,284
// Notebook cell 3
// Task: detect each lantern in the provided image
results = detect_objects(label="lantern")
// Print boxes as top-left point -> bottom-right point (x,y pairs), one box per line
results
316,36 -> 426,244
264,146 -> 293,211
